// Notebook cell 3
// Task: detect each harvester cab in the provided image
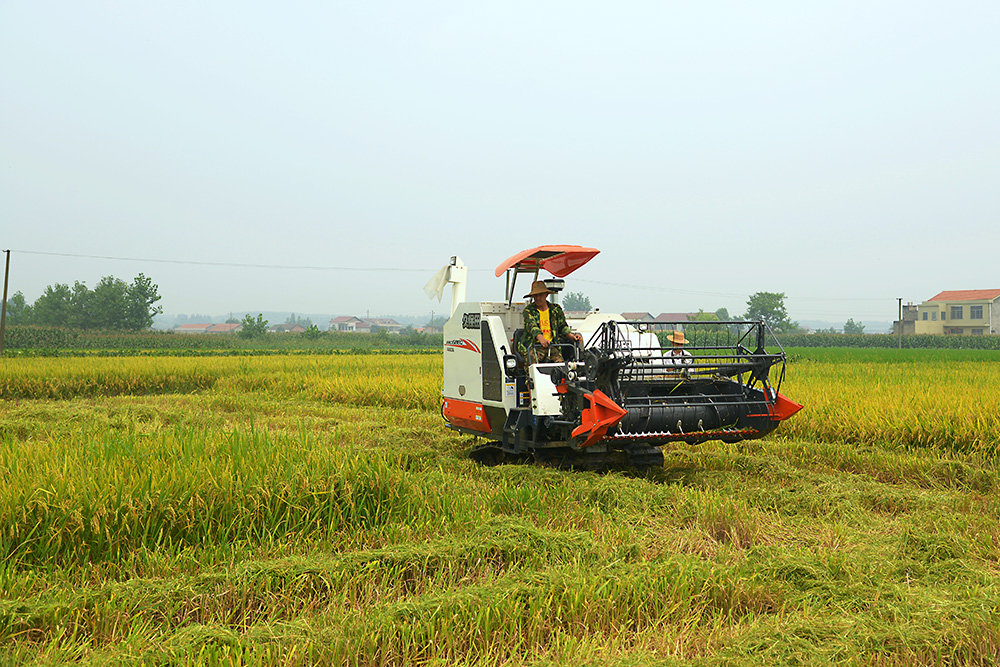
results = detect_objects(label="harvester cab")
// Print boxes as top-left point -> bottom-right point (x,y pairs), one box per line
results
429,245 -> 802,470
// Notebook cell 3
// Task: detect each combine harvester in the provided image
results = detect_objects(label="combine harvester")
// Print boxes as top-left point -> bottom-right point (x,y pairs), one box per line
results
428,245 -> 802,470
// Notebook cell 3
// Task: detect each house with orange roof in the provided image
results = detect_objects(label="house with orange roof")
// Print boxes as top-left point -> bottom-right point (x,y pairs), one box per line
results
916,289 -> 1000,335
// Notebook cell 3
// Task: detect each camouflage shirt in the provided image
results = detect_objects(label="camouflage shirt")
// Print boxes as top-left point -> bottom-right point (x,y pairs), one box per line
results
520,301 -> 572,358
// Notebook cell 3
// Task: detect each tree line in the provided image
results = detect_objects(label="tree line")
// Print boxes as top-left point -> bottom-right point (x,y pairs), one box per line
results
565,290 -> 866,335
5,274 -> 162,331
565,290 -> 801,331
4,277 -> 865,338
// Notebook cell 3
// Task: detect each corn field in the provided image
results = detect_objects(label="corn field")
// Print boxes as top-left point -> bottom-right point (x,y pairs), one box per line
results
2,349 -> 999,665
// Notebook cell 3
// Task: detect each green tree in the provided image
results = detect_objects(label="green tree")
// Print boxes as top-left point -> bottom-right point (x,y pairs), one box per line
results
689,309 -> 733,336
31,283 -> 74,327
843,318 -> 866,335
744,291 -> 798,333
5,292 -> 31,325
239,313 -> 269,339
561,291 -> 592,312
68,281 -> 93,329
24,274 -> 161,330
88,276 -> 129,329
124,273 -> 162,330
302,324 -> 323,340
285,313 -> 313,328
714,307 -> 731,320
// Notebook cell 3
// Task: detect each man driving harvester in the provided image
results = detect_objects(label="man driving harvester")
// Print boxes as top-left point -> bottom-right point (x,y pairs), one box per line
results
520,280 -> 584,364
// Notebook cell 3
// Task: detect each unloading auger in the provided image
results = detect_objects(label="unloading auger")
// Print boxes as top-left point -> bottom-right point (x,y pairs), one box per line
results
430,245 -> 802,470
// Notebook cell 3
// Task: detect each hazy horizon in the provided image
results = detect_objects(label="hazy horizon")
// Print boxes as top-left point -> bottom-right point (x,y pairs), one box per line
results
3,2 -> 997,324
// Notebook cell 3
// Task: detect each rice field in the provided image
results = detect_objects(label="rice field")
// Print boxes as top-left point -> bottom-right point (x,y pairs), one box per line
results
1,349 -> 999,665
777,348 -> 1000,452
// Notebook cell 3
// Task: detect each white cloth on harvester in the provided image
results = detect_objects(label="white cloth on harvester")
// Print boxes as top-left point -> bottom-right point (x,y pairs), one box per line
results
423,265 -> 449,302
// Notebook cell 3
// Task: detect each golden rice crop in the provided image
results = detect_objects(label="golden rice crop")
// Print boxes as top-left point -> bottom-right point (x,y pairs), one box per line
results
4,352 -> 1000,451
0,356 -> 225,399
779,357 -> 1000,452
3,350 -> 1000,665
0,355 -> 442,411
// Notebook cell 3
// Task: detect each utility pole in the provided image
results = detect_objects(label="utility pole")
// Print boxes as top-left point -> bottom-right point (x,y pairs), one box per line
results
0,250 -> 10,358
897,298 -> 902,349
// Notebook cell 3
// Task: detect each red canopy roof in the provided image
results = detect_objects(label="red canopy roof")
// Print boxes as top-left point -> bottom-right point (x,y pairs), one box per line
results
495,245 -> 600,278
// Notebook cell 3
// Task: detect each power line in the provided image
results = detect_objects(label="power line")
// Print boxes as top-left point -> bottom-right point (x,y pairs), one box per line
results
11,249 -> 434,273
11,249 -> 898,306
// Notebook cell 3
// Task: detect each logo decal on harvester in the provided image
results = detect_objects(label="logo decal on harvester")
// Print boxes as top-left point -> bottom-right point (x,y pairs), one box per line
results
446,338 -> 481,353
462,313 -> 481,330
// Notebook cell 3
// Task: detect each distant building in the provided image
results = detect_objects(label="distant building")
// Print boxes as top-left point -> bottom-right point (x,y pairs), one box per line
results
328,316 -> 403,334
174,323 -> 213,334
915,289 -> 1000,335
893,303 -> 918,335
330,316 -> 365,332
652,312 -> 694,332
268,324 -> 306,333
207,323 -> 242,334
363,317 -> 403,334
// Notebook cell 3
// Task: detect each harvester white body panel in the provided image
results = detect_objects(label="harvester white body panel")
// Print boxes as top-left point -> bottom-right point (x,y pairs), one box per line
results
442,300 -> 633,420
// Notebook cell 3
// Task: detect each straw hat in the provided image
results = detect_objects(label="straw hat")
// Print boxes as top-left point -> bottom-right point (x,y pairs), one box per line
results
523,280 -> 554,298
667,331 -> 688,345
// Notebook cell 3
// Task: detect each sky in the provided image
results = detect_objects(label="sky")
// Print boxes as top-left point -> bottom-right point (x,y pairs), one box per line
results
2,1 -> 998,326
